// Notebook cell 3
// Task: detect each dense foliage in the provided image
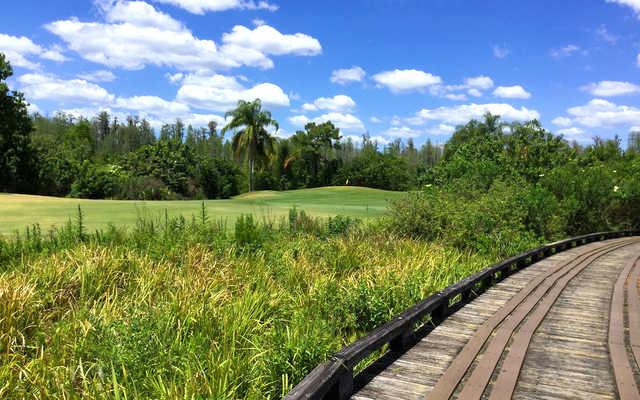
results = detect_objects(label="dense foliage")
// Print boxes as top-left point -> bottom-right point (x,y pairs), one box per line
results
389,115 -> 640,253
0,211 -> 494,399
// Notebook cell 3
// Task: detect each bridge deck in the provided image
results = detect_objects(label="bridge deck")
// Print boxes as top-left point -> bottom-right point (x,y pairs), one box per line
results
353,238 -> 640,400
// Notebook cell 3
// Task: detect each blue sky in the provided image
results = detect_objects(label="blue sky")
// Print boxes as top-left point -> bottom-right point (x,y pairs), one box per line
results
1,0 -> 640,145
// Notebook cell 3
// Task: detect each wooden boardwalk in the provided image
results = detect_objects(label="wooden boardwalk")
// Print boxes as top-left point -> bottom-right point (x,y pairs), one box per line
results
352,238 -> 640,400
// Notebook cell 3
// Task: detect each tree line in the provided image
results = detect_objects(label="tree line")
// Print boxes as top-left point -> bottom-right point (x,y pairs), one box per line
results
2,52 -> 639,201
1,54 -> 445,199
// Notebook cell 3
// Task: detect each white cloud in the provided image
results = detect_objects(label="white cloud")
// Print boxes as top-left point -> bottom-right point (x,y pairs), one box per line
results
330,66 -> 366,85
101,0 -> 184,31
0,33 -> 67,70
382,125 -> 421,138
290,112 -> 365,133
222,24 -> 321,56
166,72 -> 185,84
465,75 -> 494,90
566,98 -> 640,127
176,73 -> 289,112
47,17 -> 232,71
412,103 -> 540,125
370,116 -> 382,123
372,69 -> 442,93
552,116 -> 573,127
153,0 -> 278,14
47,3 -> 319,72
581,81 -> 640,97
18,73 -> 115,104
302,95 -> 356,113
557,127 -> 585,136
493,85 -> 532,99
289,115 -> 310,126
606,0 -> 640,16
78,70 -> 117,82
115,95 -> 190,116
550,44 -> 583,58
445,93 -> 468,101
493,45 -> 509,59
467,88 -> 483,97
427,123 -> 456,135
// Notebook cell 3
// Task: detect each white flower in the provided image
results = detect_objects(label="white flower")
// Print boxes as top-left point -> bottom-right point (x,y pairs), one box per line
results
614,185 -> 620,192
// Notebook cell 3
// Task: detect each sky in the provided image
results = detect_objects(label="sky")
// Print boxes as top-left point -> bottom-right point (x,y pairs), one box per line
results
1,0 -> 640,146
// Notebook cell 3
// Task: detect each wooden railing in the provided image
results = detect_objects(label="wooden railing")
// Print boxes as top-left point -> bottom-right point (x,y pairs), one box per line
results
284,230 -> 640,400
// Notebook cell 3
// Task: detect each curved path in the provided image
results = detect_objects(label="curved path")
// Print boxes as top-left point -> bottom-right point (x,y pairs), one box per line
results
353,238 -> 640,400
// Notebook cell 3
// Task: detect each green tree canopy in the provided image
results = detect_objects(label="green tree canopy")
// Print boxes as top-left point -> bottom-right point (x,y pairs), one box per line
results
0,53 -> 34,192
222,99 -> 278,192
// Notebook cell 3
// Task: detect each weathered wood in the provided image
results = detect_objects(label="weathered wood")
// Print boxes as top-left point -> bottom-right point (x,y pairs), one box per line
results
354,239 -> 640,400
284,231 -> 640,400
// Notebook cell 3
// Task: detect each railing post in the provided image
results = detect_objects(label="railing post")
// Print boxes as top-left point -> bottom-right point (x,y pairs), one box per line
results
326,360 -> 353,400
389,328 -> 413,352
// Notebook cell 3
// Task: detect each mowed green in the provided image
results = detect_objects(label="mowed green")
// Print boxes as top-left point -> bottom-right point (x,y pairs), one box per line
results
0,186 -> 404,235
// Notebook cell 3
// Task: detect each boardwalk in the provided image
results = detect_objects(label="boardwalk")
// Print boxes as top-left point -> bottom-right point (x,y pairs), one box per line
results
352,238 -> 640,400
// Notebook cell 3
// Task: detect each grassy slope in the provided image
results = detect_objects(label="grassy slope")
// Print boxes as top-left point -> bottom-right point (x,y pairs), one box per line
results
0,186 -> 404,235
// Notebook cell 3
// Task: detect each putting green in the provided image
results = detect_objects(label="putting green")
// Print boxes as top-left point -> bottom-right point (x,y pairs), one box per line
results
0,186 -> 404,235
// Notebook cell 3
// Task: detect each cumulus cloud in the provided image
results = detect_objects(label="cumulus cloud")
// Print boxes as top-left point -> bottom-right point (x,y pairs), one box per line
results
465,75 -> 494,90
115,95 -> 190,116
330,66 -> 366,85
411,103 -> 540,125
301,95 -> 356,113
222,24 -> 321,56
445,93 -> 467,101
370,116 -> 382,123
382,126 -> 421,138
581,80 -> 640,97
565,98 -> 640,127
557,127 -> 585,136
153,0 -> 277,14
372,69 -> 442,93
289,112 -> 365,133
467,88 -> 482,97
101,0 -> 184,30
77,70 -> 116,82
0,33 -> 67,70
18,73 -> 115,104
427,123 -> 456,135
493,85 -> 532,99
552,116 -> 573,127
176,73 -> 289,112
46,2 -> 320,72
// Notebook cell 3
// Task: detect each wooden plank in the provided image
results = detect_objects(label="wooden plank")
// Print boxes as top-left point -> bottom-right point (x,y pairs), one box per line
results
352,239 -> 640,400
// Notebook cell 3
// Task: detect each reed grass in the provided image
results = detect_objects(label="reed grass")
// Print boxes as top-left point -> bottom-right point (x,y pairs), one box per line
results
0,208 -> 521,399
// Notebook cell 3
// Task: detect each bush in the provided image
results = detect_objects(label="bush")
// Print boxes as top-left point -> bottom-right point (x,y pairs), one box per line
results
116,175 -> 172,200
70,161 -> 122,199
387,180 -> 557,256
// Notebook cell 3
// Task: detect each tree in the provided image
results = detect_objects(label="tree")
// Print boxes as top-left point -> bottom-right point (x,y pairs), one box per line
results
222,99 -> 278,192
286,121 -> 341,187
0,53 -> 34,192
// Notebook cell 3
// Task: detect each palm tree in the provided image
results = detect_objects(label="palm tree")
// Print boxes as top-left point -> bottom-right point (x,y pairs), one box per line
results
222,99 -> 278,192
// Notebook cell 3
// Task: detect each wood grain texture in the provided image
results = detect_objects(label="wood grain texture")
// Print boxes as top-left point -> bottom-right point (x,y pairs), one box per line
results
352,239 -> 640,400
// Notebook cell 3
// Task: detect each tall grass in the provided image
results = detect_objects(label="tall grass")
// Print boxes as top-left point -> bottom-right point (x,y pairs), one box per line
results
0,207 -> 499,399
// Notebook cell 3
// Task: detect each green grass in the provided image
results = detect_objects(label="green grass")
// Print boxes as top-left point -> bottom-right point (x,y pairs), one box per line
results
0,186 -> 403,235
0,216 -> 495,399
